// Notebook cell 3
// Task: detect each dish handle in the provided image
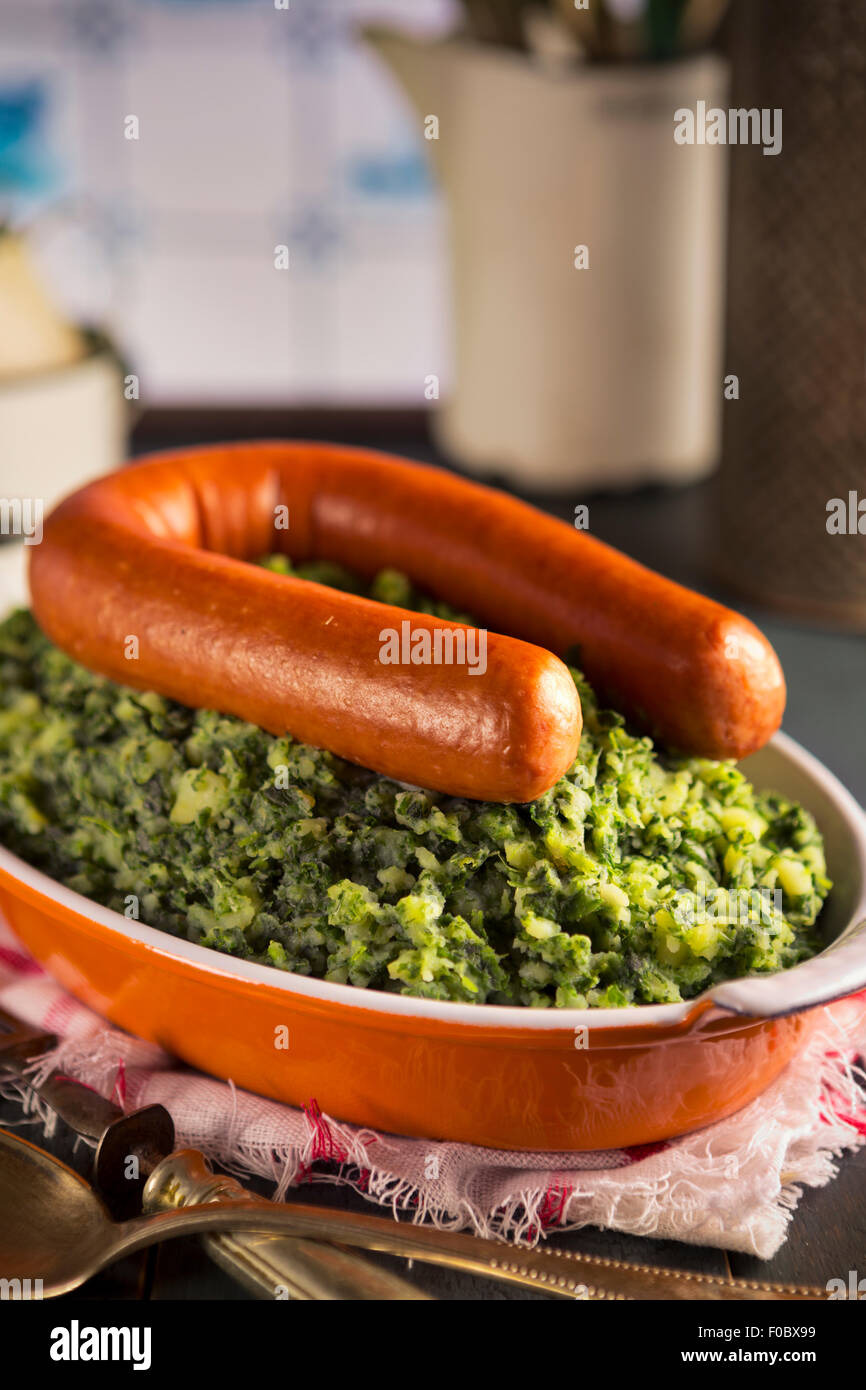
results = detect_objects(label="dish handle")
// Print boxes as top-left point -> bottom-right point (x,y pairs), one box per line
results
707,919 -> 866,1019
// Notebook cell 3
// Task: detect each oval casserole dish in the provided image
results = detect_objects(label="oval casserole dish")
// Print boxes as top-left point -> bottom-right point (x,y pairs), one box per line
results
1,730 -> 865,1152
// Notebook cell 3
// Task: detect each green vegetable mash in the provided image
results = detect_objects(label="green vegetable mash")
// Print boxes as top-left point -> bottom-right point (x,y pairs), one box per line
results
0,559 -> 830,1008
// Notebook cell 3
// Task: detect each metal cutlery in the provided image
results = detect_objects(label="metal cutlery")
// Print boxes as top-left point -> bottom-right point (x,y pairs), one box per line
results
0,1006 -> 427,1300
0,1127 -> 832,1301
0,1005 -> 837,1302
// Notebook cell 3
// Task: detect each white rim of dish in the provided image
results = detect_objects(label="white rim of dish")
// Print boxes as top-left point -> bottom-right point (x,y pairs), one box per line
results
1,729 -> 864,1032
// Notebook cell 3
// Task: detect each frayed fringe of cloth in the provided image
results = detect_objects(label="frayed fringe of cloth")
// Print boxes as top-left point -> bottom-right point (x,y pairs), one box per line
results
2,1001 -> 865,1260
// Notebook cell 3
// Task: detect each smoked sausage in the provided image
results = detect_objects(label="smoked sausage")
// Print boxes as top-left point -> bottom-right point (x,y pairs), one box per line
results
27,445 -> 582,803
28,442 -> 785,802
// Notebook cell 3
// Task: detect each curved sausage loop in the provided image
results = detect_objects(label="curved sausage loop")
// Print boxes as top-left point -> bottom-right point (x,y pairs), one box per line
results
28,444 -> 582,803
28,442 -> 785,801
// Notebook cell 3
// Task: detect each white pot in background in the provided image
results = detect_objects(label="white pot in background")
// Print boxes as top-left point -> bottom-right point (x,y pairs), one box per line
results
0,331 -> 129,605
368,33 -> 730,490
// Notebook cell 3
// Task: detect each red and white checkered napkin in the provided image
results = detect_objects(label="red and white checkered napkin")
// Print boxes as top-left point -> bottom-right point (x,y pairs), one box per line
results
1,916 -> 865,1260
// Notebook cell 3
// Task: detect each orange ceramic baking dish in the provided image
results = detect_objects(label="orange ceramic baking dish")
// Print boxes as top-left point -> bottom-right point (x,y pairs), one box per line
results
1,732 -> 865,1152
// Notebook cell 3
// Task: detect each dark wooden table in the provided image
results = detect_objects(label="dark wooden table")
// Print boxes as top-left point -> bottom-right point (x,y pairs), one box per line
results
3,413 -> 864,1300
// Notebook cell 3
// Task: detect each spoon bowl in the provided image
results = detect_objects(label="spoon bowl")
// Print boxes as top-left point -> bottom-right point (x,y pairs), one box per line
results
0,1129 -> 432,1299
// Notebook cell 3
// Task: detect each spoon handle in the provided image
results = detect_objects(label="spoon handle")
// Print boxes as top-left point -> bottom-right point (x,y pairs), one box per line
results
144,1150 -> 429,1301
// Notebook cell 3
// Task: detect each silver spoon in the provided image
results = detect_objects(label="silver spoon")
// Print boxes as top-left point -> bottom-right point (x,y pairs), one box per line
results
0,1127 -> 429,1300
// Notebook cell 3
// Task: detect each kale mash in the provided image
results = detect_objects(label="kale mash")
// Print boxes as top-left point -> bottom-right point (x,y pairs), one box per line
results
0,559 -> 829,1008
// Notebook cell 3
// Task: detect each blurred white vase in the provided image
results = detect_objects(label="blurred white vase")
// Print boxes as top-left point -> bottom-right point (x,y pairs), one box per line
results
367,30 -> 730,490
0,330 -> 129,606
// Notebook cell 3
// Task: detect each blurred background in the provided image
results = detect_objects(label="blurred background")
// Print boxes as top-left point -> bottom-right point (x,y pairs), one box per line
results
0,0 -> 863,794
0,0 -> 454,404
